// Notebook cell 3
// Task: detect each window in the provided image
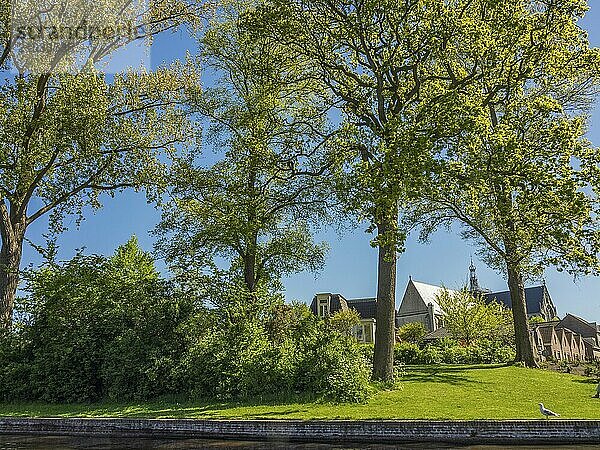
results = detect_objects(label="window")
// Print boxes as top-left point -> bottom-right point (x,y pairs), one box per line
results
318,299 -> 329,317
356,325 -> 365,342
352,324 -> 366,342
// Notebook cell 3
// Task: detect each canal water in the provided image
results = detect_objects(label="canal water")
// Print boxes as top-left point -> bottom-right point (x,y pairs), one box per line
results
0,436 -> 598,450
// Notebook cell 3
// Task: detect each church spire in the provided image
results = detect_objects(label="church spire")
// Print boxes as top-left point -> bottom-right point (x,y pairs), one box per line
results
469,257 -> 480,293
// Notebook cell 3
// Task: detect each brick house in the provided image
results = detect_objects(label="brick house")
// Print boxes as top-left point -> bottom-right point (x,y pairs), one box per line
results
556,314 -> 600,346
536,323 -> 562,360
555,313 -> 600,360
583,338 -> 600,360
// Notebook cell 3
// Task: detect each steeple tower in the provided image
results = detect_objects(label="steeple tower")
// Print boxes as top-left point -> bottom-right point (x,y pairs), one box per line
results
469,257 -> 480,293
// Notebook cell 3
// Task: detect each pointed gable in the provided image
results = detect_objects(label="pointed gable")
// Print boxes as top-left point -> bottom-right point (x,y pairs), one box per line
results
537,323 -> 558,346
556,328 -> 572,357
556,313 -> 600,344
398,279 -> 451,316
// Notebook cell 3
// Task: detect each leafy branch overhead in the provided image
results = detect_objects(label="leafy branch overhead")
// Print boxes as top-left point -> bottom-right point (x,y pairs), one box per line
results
0,0 -> 204,329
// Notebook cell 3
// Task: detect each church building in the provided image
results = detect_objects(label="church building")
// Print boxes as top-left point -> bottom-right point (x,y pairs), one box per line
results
309,261 -> 598,360
395,261 -> 558,333
395,278 -> 454,332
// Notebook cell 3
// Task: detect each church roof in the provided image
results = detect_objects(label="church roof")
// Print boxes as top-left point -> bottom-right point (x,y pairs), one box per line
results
410,280 -> 455,314
559,313 -> 599,332
484,286 -> 548,315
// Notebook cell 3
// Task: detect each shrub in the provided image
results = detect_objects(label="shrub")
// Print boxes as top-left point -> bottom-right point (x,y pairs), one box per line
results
394,342 -> 422,365
302,330 -> 372,402
393,338 -> 514,365
396,322 -> 427,344
2,239 -> 193,403
181,301 -> 372,403
420,345 -> 442,364
0,330 -> 32,401
584,360 -> 600,379
1,244 -> 373,405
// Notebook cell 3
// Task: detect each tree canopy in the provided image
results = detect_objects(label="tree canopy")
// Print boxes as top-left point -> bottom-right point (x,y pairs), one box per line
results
155,0 -> 331,298
410,0 -> 600,366
0,0 -> 200,329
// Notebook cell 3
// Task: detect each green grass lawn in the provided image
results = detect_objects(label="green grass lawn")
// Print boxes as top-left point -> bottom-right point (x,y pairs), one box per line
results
1,364 -> 599,420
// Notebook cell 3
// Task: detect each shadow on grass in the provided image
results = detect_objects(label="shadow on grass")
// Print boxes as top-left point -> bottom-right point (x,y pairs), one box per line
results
406,364 -> 509,372
0,392 -> 327,419
571,378 -> 598,385
232,409 -> 306,418
90,402 -> 305,419
401,364 -> 509,386
401,371 -> 479,385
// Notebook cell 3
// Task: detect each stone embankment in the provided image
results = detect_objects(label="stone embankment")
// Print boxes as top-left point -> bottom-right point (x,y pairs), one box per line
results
1,418 -> 599,445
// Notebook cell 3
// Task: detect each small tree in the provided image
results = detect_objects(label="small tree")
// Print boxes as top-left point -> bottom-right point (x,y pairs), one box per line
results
328,309 -> 361,337
436,288 -> 513,346
396,322 -> 427,345
529,316 -> 545,326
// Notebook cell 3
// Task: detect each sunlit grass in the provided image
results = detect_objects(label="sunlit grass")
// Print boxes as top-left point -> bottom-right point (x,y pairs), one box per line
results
1,365 -> 599,420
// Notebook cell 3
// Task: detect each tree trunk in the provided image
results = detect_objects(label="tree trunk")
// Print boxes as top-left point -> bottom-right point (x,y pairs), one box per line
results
244,241 -> 257,293
372,217 -> 397,381
0,229 -> 24,331
506,263 -> 537,367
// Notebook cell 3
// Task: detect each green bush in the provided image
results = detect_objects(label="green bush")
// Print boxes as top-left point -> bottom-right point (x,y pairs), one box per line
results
0,330 -> 32,401
182,300 -> 372,403
420,345 -> 442,364
1,239 -> 193,403
584,360 -> 600,379
393,338 -> 515,365
394,342 -> 422,364
396,322 -> 427,344
0,242 -> 373,405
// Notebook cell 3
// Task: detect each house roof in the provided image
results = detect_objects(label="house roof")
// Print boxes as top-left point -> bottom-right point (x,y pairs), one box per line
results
330,294 -> 348,313
537,324 -> 557,345
346,298 -> 377,319
410,280 -> 454,314
311,293 -> 391,321
310,293 -> 347,316
559,313 -> 598,332
423,326 -> 451,341
484,286 -> 548,315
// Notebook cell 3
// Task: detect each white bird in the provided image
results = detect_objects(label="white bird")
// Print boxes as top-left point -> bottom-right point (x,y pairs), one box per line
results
539,403 -> 560,420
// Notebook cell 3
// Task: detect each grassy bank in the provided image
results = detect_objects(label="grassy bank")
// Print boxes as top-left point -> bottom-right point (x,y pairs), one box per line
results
1,364 -> 599,420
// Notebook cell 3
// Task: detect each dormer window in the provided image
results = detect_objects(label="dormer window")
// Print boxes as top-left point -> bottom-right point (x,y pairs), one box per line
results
316,294 -> 330,317
319,300 -> 329,317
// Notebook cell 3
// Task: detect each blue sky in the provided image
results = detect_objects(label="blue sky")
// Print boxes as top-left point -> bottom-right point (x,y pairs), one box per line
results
22,4 -> 600,321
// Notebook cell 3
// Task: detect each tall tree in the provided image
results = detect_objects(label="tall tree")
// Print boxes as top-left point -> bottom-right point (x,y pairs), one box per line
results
0,0 -> 199,329
263,0 -> 488,380
155,1 -> 331,299
411,0 -> 600,366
